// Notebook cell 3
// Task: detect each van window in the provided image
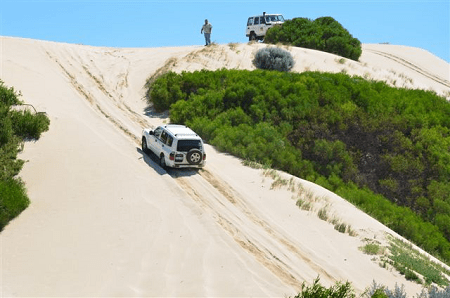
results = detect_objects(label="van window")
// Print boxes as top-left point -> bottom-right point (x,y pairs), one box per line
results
160,131 -> 168,143
254,17 -> 260,25
247,17 -> 254,26
166,135 -> 173,147
154,127 -> 163,138
177,140 -> 201,152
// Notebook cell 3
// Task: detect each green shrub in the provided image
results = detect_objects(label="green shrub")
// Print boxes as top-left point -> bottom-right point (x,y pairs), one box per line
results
293,277 -> 355,298
388,237 -> 449,286
11,110 -> 50,139
366,281 -> 408,298
145,69 -> 450,264
370,289 -> 388,298
362,243 -> 382,255
265,16 -> 362,61
0,80 -> 49,230
292,278 -> 450,298
253,47 -> 294,72
427,285 -> 450,298
0,83 -> 22,106
147,71 -> 184,112
0,179 -> 29,229
404,269 -> 421,283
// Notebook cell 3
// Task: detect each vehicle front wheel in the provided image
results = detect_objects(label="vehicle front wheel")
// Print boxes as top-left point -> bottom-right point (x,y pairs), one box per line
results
249,33 -> 257,41
142,137 -> 149,153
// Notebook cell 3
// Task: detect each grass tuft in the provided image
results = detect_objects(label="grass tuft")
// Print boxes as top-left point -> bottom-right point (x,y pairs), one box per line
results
334,222 -> 348,234
361,243 -> 383,255
317,207 -> 329,221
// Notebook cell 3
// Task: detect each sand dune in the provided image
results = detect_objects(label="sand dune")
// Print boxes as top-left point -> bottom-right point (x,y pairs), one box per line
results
1,36 -> 449,297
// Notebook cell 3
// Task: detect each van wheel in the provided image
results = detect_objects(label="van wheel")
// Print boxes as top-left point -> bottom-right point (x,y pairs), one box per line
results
160,155 -> 167,168
187,149 -> 202,165
249,33 -> 257,41
142,137 -> 148,153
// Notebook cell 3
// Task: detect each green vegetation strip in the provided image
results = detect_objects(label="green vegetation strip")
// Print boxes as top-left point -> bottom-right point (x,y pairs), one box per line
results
361,235 -> 450,287
291,276 -> 450,298
386,236 -> 450,286
146,69 -> 450,265
0,80 -> 50,230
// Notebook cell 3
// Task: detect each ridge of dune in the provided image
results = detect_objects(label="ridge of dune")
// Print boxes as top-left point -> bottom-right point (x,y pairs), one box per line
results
1,36 -> 449,297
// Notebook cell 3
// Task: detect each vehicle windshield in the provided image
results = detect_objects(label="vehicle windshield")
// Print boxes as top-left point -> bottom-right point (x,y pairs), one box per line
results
266,15 -> 284,23
177,140 -> 202,152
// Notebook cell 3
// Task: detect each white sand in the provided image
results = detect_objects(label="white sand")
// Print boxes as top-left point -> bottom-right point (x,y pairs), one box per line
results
1,36 -> 449,297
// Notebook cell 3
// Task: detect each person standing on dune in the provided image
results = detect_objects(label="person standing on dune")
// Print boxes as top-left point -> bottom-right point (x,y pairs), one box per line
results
201,19 -> 212,46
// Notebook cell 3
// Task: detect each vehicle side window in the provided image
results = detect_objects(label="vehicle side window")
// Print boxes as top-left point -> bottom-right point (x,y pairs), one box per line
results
166,135 -> 173,147
247,17 -> 253,26
254,17 -> 259,25
160,131 -> 168,143
154,127 -> 162,138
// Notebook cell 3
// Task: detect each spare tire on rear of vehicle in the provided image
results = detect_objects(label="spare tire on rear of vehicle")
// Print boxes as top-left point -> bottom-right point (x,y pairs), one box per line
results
186,149 -> 202,165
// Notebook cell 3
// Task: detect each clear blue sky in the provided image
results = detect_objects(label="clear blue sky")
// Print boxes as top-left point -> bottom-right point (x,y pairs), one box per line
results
1,0 -> 449,62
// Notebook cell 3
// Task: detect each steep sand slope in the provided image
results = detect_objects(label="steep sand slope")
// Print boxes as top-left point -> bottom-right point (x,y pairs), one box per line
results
1,37 -> 449,297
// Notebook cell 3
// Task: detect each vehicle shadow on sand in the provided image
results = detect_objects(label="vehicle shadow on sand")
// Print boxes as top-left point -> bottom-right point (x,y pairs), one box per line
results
136,147 -> 199,178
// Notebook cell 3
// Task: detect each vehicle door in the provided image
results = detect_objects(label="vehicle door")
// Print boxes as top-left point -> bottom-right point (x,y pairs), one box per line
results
247,17 -> 254,34
159,131 -> 173,158
261,16 -> 271,35
254,17 -> 264,36
149,126 -> 163,153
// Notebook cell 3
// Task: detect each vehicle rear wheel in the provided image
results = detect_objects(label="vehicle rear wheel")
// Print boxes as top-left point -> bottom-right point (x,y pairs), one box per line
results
160,154 -> 167,168
187,149 -> 202,165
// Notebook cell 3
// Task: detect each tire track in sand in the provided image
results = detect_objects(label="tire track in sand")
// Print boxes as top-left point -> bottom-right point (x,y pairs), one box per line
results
174,169 -> 335,291
199,169 -> 335,281
366,48 -> 450,88
45,49 -> 143,144
47,44 -> 334,290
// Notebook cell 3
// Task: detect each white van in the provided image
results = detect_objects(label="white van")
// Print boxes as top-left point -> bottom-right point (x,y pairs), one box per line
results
246,12 -> 285,41
142,125 -> 206,169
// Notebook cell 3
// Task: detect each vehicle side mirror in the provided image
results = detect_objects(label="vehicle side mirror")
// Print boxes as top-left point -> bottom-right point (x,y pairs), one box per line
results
149,131 -> 154,135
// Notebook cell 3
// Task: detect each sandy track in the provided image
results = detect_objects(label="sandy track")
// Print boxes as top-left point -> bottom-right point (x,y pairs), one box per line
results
42,41 -> 376,291
173,169 -> 332,291
365,48 -> 450,88
2,37 -> 448,296
44,43 -> 334,291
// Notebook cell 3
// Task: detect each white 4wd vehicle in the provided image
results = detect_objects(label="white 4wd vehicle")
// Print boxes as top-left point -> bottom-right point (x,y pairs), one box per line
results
246,12 -> 285,41
142,124 -> 206,169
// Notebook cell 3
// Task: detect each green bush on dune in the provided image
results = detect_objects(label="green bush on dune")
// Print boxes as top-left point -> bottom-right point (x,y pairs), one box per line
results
291,277 -> 450,298
264,16 -> 362,61
253,47 -> 295,72
146,69 -> 450,265
0,80 -> 50,230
